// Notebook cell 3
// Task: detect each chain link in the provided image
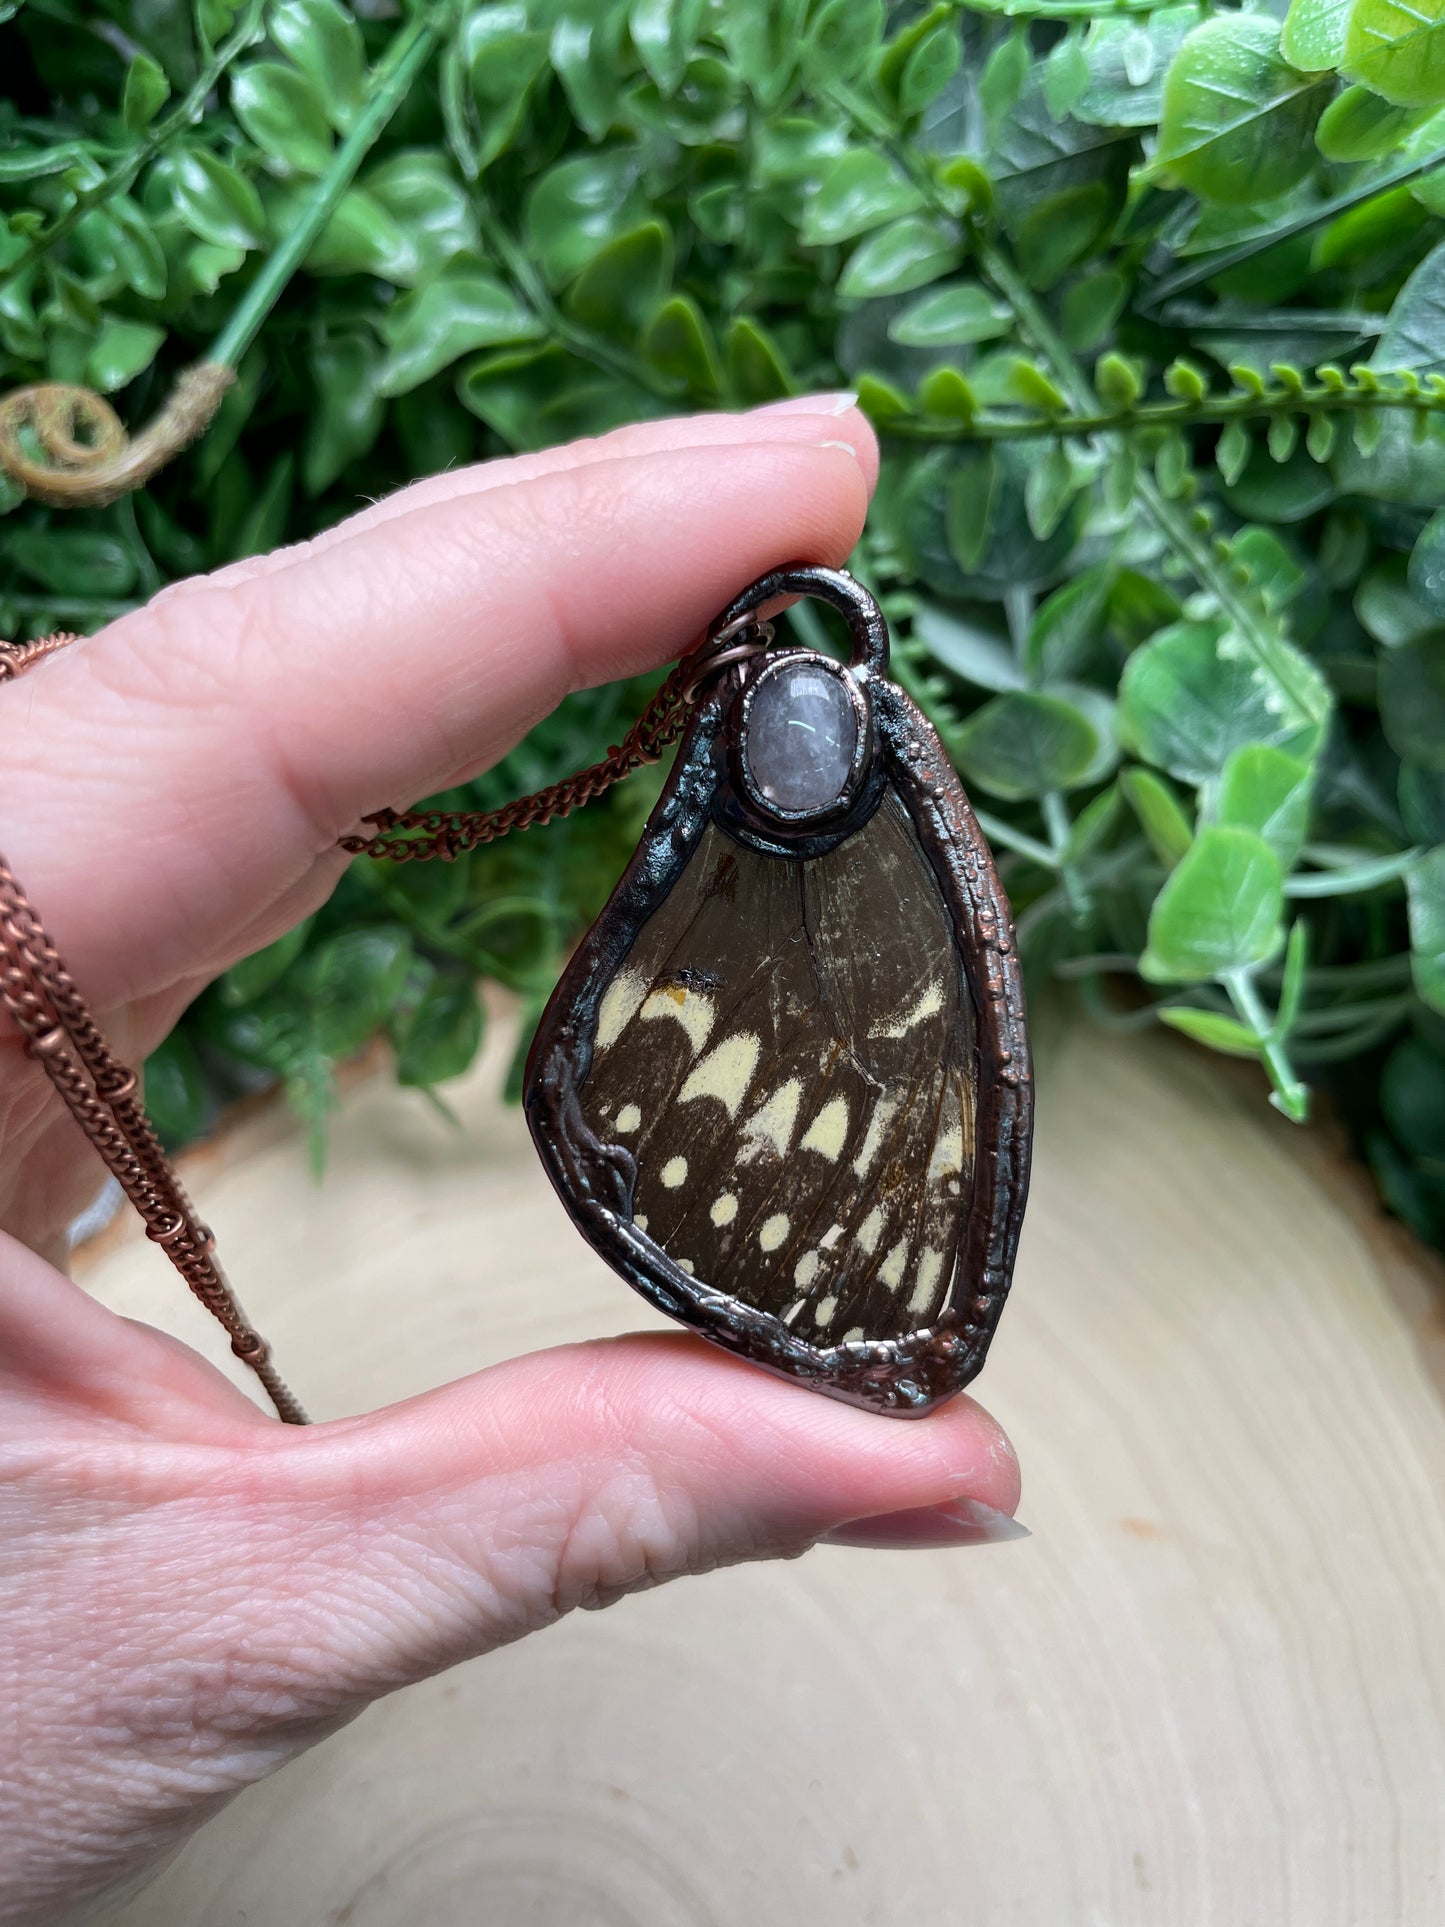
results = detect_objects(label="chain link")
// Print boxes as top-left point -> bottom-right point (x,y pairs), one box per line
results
338,616 -> 772,862
0,612 -> 773,1421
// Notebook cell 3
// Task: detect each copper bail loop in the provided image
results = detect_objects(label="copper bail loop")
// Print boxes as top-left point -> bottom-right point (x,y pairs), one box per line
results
677,613 -> 776,704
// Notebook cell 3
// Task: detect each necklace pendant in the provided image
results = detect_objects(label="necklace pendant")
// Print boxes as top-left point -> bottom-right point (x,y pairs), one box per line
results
525,566 -> 1031,1417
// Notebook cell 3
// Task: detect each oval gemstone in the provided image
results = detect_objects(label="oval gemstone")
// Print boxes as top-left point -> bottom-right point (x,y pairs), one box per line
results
743,662 -> 858,816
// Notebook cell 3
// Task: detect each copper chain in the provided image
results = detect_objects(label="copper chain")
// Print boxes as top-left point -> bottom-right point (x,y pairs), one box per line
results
0,614 -> 772,1422
338,616 -> 772,862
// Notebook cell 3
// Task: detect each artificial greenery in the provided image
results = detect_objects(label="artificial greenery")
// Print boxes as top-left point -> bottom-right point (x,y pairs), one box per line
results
4,0 -> 1445,1243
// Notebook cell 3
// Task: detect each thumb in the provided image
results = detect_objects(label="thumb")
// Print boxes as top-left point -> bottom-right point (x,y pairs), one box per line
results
204,1336 -> 1021,1705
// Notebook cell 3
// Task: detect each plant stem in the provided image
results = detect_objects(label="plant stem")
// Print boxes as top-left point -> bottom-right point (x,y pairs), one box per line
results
207,8 -> 448,369
1225,969 -> 1309,1120
975,238 -> 1323,716
7,0 -> 267,282
883,381 -> 1445,442
1285,848 -> 1421,897
1143,145 -> 1445,309
973,807 -> 1057,868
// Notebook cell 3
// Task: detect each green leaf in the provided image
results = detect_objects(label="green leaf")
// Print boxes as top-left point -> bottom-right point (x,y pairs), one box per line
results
631,0 -> 706,93
954,690 -> 1101,799
122,53 -> 171,133
1158,1006 -> 1263,1056
917,366 -> 976,421
804,0 -> 884,83
839,216 -> 958,299
1118,617 -> 1332,783
143,1030 -> 211,1147
944,448 -> 999,574
1071,7 -> 1201,128
799,150 -> 923,247
1407,845 -> 1445,1012
219,918 -> 315,1005
1156,14 -> 1326,206
1024,442 -> 1077,541
715,0 -> 808,108
1344,0 -> 1445,106
292,184 -> 415,280
269,0 -> 367,132
1120,765 -> 1195,867
1096,351 -> 1142,410
304,332 -> 385,494
378,266 -> 542,397
296,926 -> 414,1059
392,970 -> 485,1088
912,606 -> 1026,691
1216,420 -> 1253,487
565,222 -> 673,338
724,316 -> 791,404
1316,84 -> 1435,162
1356,556 -> 1438,645
980,32 -> 1029,136
1060,269 -> 1127,352
1371,239 -> 1445,380
5,528 -> 136,597
1410,507 -> 1445,622
525,148 -> 645,287
466,0 -> 551,108
231,61 -> 333,177
161,149 -> 268,250
1281,0 -> 1351,69
1140,826 -> 1285,982
642,294 -> 721,392
232,60 -> 333,178
889,282 -> 1010,347
84,316 -> 165,393
1277,919 -> 1309,1034
899,21 -> 962,116
1217,745 -> 1314,867
1025,562 -> 1115,685
1379,630 -> 1445,769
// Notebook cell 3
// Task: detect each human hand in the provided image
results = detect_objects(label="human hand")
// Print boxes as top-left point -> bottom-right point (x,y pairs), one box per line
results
0,400 -> 1022,1924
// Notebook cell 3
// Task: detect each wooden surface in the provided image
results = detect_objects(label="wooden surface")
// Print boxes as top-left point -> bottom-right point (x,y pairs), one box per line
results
78,1016 -> 1445,1926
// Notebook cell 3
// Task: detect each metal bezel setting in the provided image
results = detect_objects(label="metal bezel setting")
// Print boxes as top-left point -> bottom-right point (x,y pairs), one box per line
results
730,648 -> 874,832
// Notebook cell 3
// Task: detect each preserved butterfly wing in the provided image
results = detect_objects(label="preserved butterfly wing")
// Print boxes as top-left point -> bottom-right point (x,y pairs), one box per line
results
526,567 -> 1030,1417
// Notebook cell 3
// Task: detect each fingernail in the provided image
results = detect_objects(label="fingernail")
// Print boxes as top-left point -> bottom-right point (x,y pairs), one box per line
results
753,390 -> 860,418
820,1497 -> 1031,1551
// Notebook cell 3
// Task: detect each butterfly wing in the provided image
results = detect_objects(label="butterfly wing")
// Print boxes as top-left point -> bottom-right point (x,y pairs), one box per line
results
526,675 -> 1030,1416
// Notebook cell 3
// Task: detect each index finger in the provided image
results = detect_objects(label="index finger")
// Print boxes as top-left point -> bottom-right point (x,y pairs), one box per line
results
0,402 -> 877,1011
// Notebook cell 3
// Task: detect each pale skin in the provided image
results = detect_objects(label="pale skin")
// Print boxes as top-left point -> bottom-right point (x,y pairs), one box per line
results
0,397 -> 1022,1923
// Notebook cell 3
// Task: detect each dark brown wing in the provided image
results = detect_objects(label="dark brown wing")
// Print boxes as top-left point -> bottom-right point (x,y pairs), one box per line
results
578,790 -> 976,1346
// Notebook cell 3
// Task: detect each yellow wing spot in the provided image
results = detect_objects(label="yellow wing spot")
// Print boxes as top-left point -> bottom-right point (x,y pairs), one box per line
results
661,1156 -> 688,1188
908,1248 -> 946,1317
819,1223 -> 845,1250
678,1032 -> 761,1118
858,1205 -> 885,1255
841,1326 -> 866,1344
678,1258 -> 695,1276
852,1096 -> 899,1177
595,967 -> 648,1051
814,1292 -> 838,1325
794,1249 -> 820,1290
800,1094 -> 850,1162
710,1192 -> 739,1228
759,1212 -> 790,1252
880,1238 -> 910,1289
615,1103 -> 642,1134
640,982 -> 715,1056
869,980 -> 945,1040
927,1113 -> 965,1190
740,1077 -> 803,1160
634,1214 -> 649,1233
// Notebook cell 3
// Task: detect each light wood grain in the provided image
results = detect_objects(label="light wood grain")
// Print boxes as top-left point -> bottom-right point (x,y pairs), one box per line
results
78,1018 -> 1445,1927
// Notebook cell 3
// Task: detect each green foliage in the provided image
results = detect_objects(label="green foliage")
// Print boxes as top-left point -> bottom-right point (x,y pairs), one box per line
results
4,0 -> 1445,1246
